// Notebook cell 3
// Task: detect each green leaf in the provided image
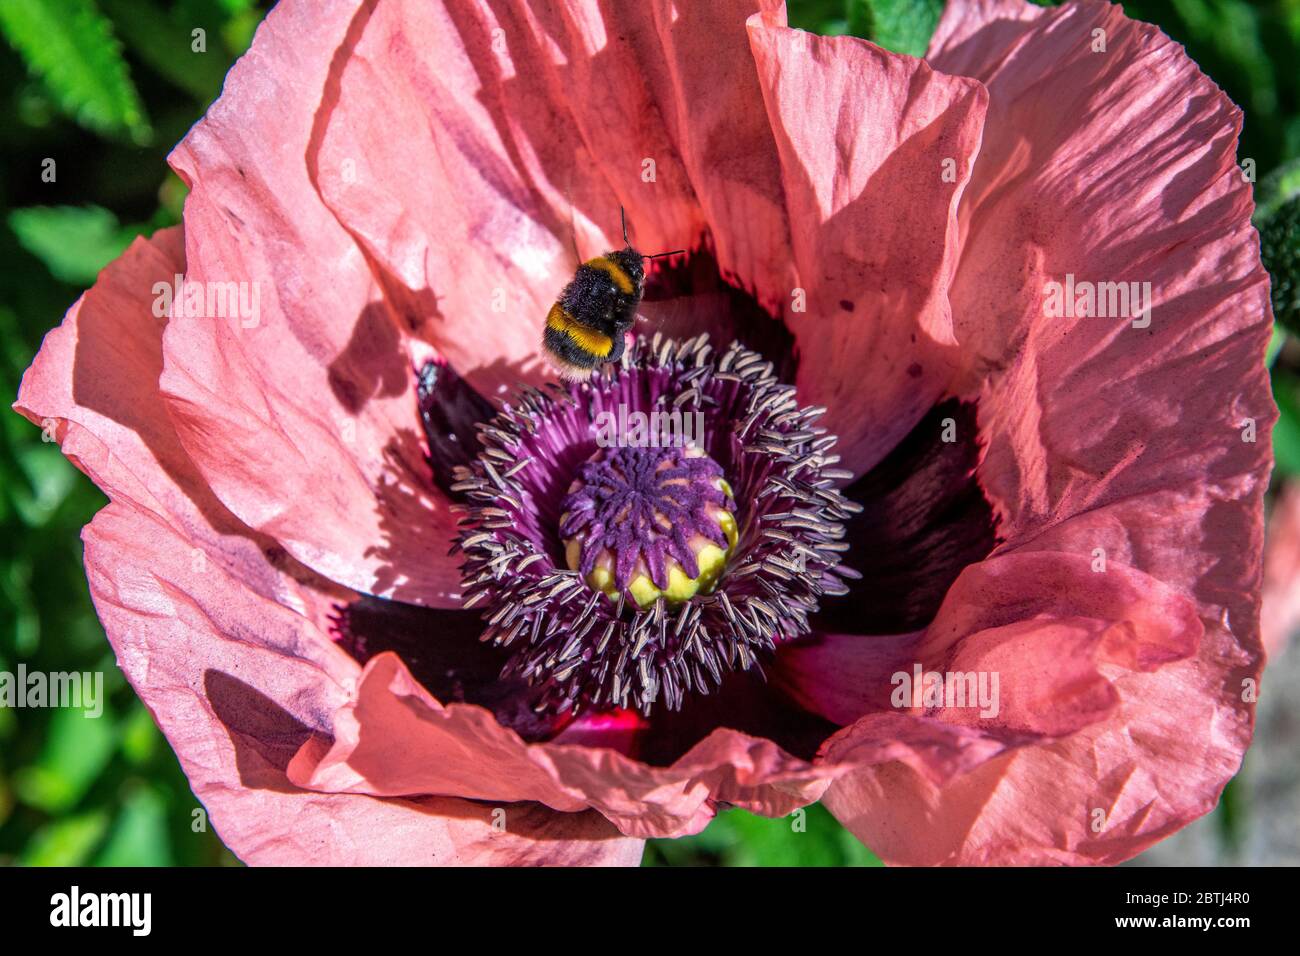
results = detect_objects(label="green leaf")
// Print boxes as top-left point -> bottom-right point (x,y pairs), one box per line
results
787,0 -> 850,35
1267,326 -> 1285,368
1253,158 -> 1300,224
1259,195 -> 1300,336
98,0 -> 231,102
19,809 -> 110,865
1273,371 -> 1300,477
645,804 -> 884,866
11,441 -> 81,528
0,0 -> 150,141
8,205 -> 139,285
848,0 -> 944,56
94,784 -> 173,866
12,698 -> 117,813
0,772 -> 13,828
119,701 -> 161,766
1,558 -> 41,657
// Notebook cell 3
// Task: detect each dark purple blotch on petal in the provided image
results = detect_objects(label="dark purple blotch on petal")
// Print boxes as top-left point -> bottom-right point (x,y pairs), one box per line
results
813,399 -> 998,636
633,667 -> 839,765
640,248 -> 798,381
417,360 -> 494,495
331,594 -> 567,740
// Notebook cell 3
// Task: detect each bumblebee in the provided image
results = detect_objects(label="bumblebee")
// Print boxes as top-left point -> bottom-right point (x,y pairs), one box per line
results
542,210 -> 682,379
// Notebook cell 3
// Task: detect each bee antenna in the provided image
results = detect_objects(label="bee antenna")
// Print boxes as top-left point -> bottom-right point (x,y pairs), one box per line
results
644,249 -> 687,260
620,206 -> 630,247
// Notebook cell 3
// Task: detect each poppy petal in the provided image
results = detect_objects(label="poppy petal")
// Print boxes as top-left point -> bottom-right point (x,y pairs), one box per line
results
162,0 -> 463,606
82,502 -> 641,866
747,11 -> 988,475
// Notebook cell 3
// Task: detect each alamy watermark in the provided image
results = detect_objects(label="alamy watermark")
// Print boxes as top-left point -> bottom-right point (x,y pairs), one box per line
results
152,274 -> 261,328
0,664 -> 104,717
50,887 -> 151,936
890,663 -> 1000,719
1043,273 -> 1152,329
594,404 -> 705,448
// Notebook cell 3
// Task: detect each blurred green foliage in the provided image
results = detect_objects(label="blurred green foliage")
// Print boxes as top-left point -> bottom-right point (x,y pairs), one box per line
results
0,0 -> 150,141
644,804 -> 884,867
848,0 -> 945,55
0,0 -> 258,867
0,0 -> 1295,867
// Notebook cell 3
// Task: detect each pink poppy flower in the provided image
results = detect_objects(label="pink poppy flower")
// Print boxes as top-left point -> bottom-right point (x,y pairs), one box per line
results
15,0 -> 1274,865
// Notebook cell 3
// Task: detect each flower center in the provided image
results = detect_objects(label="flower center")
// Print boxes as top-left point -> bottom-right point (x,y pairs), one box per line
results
452,333 -> 860,716
560,445 -> 738,608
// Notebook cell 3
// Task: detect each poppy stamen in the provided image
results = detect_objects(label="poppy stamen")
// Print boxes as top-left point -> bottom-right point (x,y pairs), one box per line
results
452,334 -> 861,716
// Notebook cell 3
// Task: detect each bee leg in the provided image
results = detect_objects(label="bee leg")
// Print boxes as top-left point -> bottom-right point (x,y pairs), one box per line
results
607,329 -> 627,363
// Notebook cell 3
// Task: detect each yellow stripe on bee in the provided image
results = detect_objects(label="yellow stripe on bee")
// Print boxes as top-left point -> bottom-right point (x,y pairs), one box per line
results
584,256 -> 635,294
547,303 -> 614,357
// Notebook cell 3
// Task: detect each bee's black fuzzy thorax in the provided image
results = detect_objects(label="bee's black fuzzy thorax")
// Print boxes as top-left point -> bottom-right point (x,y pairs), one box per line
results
605,248 -> 645,291
543,247 -> 648,376
559,248 -> 645,335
